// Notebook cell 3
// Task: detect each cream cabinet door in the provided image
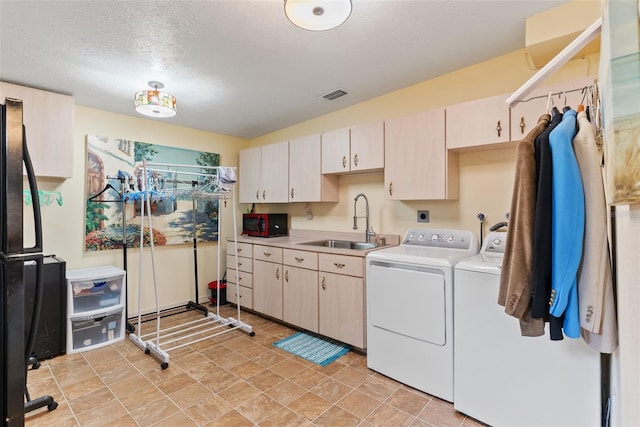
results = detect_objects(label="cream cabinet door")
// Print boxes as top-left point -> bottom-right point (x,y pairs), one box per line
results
289,134 -> 338,202
0,82 -> 74,178
239,147 -> 262,203
283,266 -> 319,333
261,141 -> 289,203
321,127 -> 350,174
385,108 -> 455,200
318,272 -> 364,348
445,93 -> 510,150
253,259 -> 283,320
350,120 -> 384,172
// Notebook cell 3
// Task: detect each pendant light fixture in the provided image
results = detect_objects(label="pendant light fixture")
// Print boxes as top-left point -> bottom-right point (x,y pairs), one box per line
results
284,0 -> 352,31
134,81 -> 177,118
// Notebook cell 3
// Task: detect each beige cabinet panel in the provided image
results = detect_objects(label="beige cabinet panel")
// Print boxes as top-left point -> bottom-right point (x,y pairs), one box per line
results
226,268 -> 252,289
322,121 -> 384,175
0,82 -> 74,178
238,141 -> 288,203
384,108 -> 457,200
318,272 -> 364,348
227,241 -> 253,257
289,134 -> 338,202
446,93 -> 511,150
227,282 -> 253,309
253,259 -> 283,320
226,254 -> 252,273
253,245 -> 283,263
238,147 -> 262,203
350,120 -> 384,172
261,141 -> 289,202
321,127 -> 350,174
283,266 -> 319,333
318,253 -> 363,277
283,249 -> 318,270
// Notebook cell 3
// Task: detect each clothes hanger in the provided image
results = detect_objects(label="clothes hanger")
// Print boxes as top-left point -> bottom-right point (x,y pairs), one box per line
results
88,182 -> 122,203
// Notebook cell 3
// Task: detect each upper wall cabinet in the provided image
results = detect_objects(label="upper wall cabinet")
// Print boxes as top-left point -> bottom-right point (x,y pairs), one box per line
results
0,82 -> 74,178
322,121 -> 384,174
384,108 -> 458,200
238,141 -> 289,204
446,93 -> 511,151
289,134 -> 338,202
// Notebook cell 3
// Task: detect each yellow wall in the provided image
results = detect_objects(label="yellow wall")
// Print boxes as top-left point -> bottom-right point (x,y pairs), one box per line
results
248,48 -> 600,241
30,48 -> 599,314
32,106 -> 249,314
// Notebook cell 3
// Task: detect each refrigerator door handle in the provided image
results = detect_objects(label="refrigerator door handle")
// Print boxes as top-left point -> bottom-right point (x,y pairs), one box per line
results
21,125 -> 43,254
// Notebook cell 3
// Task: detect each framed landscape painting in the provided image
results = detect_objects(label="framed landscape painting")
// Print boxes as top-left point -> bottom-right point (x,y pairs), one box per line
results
85,134 -> 220,251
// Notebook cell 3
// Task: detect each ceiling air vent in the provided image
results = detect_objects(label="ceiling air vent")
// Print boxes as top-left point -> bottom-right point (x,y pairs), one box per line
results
323,89 -> 348,100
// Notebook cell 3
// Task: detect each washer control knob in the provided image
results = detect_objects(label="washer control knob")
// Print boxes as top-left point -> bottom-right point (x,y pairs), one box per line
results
447,235 -> 455,243
418,233 -> 426,241
493,238 -> 502,246
408,233 -> 416,241
431,234 -> 439,242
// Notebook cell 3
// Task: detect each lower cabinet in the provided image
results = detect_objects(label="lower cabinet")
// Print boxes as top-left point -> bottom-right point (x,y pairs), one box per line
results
253,245 -> 283,320
283,249 -> 319,333
226,242 -> 253,309
318,253 -> 365,348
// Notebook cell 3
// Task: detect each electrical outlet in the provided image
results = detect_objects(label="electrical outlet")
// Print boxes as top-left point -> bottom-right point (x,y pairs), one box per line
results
417,210 -> 429,223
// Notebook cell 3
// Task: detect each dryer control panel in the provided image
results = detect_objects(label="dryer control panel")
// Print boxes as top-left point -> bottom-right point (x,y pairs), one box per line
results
402,228 -> 477,250
481,231 -> 507,254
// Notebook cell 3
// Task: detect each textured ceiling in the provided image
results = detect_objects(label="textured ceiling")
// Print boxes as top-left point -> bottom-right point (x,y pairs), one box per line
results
0,0 -> 570,139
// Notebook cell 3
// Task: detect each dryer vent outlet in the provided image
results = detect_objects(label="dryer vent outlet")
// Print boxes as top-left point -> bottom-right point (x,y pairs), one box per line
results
417,210 -> 430,223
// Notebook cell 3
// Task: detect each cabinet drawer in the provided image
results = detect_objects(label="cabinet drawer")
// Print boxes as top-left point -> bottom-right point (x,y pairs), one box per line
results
318,253 -> 364,277
227,284 -> 253,309
253,245 -> 283,263
283,249 -> 318,270
227,254 -> 252,273
68,307 -> 124,353
226,268 -> 253,289
228,241 -> 253,257
66,267 -> 126,314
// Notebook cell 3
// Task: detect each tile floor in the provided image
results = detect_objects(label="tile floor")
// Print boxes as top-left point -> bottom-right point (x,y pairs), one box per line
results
25,305 -> 485,427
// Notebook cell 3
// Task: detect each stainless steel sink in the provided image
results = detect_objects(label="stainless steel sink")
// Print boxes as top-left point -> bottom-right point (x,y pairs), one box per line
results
299,239 -> 380,251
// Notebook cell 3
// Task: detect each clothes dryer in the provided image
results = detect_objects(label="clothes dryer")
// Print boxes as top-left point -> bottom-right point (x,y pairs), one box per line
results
366,228 -> 478,402
454,231 -> 600,426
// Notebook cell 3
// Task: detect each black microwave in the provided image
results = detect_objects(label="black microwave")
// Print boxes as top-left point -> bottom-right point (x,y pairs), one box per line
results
242,213 -> 288,237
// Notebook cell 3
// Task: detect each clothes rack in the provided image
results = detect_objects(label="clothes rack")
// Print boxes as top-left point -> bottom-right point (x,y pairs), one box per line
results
507,17 -> 602,105
128,161 -> 252,369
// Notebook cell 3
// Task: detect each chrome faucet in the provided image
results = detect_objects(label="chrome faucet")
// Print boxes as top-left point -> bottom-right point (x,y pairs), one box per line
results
353,193 -> 375,243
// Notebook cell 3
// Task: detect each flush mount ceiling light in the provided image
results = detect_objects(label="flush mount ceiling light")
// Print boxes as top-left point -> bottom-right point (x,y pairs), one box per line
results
134,81 -> 177,118
284,0 -> 352,31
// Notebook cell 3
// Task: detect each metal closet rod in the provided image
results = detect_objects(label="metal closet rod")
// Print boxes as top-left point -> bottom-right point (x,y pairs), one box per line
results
513,84 -> 595,104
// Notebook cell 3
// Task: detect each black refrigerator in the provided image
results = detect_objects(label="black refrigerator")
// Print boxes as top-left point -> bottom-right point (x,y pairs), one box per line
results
1,97 -> 45,425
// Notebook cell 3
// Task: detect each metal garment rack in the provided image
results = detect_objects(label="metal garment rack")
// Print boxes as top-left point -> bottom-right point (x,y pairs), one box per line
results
128,161 -> 253,369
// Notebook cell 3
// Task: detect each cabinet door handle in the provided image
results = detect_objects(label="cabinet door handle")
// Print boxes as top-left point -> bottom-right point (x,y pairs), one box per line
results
237,262 -> 242,266
496,120 -> 502,137
353,154 -> 359,167
294,257 -> 304,262
342,156 -> 347,168
333,262 -> 346,269
262,190 -> 266,200
276,268 -> 280,280
237,248 -> 242,253
388,182 -> 393,196
285,270 -> 289,282
520,116 -> 525,134
321,276 -> 326,290
263,252 -> 271,257
290,188 -> 294,199
256,190 -> 260,200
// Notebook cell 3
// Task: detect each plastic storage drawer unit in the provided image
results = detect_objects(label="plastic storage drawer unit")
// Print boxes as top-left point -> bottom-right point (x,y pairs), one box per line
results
70,307 -> 124,352
66,266 -> 126,353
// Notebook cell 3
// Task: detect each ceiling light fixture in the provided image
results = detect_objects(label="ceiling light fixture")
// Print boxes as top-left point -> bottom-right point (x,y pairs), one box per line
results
284,0 -> 352,31
134,81 -> 177,118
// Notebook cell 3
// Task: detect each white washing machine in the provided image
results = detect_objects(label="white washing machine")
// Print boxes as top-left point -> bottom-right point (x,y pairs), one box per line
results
366,228 -> 478,402
454,231 -> 601,426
